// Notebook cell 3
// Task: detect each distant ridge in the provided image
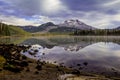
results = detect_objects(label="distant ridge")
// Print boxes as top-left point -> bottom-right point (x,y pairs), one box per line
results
19,19 -> 96,33
20,22 -> 57,33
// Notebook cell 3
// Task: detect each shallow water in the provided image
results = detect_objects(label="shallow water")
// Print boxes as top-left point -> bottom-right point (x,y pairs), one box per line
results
1,36 -> 120,76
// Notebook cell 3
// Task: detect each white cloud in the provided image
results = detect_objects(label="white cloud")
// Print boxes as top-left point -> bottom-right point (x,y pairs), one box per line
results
74,11 -> 120,29
1,11 -> 120,29
40,0 -> 67,14
102,0 -> 120,6
32,15 -> 54,23
0,15 -> 40,26
0,15 -> 55,26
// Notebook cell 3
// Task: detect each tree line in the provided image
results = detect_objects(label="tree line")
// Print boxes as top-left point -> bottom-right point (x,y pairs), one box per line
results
0,23 -> 10,36
73,29 -> 120,35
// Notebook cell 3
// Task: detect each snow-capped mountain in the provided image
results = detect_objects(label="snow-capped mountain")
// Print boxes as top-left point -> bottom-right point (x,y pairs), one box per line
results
115,26 -> 120,30
19,19 -> 96,33
59,19 -> 96,30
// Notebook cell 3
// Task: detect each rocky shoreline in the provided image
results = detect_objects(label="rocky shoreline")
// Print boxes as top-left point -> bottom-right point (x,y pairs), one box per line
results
0,44 -> 120,80
0,44 -> 81,80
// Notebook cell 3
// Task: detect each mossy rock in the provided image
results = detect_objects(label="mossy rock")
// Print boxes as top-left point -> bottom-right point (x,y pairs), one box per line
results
0,56 -> 6,69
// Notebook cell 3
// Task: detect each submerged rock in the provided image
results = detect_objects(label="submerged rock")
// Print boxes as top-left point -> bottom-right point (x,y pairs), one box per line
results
27,44 -> 44,55
83,62 -> 88,66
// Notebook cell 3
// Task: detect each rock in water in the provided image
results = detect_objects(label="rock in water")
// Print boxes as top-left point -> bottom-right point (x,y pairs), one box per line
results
27,44 -> 44,55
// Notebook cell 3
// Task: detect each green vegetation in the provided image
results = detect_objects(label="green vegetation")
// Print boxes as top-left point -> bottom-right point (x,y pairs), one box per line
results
0,23 -> 10,36
0,56 -> 6,69
32,32 -> 70,36
73,29 -> 120,36
0,23 -> 29,36
8,25 -> 29,35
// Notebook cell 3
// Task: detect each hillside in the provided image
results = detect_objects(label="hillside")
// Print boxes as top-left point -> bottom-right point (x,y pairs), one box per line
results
20,19 -> 96,33
20,22 -> 57,33
0,23 -> 29,36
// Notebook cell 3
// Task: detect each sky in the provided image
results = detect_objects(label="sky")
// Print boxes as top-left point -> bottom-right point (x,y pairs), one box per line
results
0,0 -> 120,29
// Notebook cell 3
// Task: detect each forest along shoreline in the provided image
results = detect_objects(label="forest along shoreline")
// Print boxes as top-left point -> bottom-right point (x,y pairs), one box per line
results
0,44 -> 119,80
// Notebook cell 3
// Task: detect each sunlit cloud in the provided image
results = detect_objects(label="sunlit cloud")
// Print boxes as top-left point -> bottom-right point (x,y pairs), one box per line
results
32,15 -> 54,24
41,0 -> 67,14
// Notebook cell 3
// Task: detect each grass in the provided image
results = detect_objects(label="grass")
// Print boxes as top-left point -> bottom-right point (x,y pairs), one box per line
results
0,23 -> 30,36
0,56 -> 6,69
9,25 -> 30,36
31,32 -> 71,36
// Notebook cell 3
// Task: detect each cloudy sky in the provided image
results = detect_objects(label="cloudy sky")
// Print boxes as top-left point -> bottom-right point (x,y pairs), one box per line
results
0,0 -> 120,29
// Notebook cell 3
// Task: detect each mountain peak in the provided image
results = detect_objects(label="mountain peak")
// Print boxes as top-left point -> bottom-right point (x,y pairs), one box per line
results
19,19 -> 96,33
41,22 -> 55,26
64,19 -> 84,25
59,19 -> 95,30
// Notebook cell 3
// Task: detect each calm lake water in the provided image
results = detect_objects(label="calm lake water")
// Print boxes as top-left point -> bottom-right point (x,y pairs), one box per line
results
1,36 -> 120,76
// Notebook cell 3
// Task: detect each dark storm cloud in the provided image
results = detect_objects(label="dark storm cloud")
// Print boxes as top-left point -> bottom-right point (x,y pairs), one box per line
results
62,0 -> 99,11
0,0 -> 42,17
62,0 -> 120,15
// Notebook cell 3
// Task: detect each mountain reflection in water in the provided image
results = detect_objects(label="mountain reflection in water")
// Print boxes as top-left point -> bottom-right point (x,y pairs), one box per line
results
1,36 -> 120,77
20,36 -> 120,77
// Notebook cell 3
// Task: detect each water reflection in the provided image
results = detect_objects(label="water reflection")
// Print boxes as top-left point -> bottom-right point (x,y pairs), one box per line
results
1,36 -> 120,76
0,37 -> 29,44
20,36 -> 120,77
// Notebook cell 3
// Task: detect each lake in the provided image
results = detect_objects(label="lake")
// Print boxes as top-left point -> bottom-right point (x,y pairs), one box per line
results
1,36 -> 120,77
